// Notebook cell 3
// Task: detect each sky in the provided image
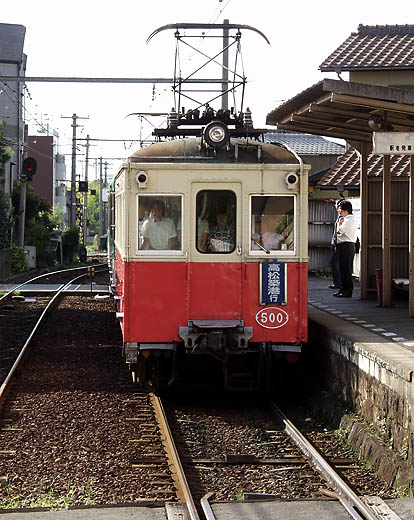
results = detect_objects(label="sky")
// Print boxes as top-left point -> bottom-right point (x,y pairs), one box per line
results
2,0 -> 413,180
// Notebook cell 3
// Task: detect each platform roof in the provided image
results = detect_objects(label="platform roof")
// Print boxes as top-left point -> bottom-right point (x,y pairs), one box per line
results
266,79 -> 414,148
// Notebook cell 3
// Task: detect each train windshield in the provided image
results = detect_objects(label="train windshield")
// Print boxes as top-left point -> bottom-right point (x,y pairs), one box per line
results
137,194 -> 182,252
250,195 -> 295,254
196,190 -> 236,253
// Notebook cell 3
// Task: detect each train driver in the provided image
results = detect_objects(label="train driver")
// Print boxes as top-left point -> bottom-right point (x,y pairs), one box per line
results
252,218 -> 284,251
141,200 -> 177,250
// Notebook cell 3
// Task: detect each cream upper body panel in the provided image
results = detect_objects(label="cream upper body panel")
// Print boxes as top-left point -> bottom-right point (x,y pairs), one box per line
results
113,144 -> 310,263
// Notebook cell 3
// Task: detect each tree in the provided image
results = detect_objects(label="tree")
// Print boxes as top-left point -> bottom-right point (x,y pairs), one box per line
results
11,182 -> 55,266
87,180 -> 100,233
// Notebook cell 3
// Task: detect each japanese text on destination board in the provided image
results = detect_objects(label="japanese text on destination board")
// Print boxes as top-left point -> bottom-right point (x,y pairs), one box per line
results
260,262 -> 286,305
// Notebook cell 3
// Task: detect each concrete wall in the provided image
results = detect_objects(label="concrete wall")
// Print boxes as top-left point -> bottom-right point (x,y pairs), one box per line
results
309,307 -> 414,493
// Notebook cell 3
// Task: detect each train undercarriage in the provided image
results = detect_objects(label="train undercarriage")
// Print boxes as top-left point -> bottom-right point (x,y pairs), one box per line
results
123,321 -> 302,392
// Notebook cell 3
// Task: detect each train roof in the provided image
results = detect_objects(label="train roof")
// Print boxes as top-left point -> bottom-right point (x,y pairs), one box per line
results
130,137 -> 300,165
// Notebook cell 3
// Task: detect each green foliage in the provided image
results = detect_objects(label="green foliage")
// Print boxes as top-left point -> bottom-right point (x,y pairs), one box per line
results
11,182 -> 56,267
86,180 -> 100,233
50,205 -> 64,230
9,243 -> 29,274
0,477 -> 97,510
0,190 -> 11,249
62,226 -> 80,261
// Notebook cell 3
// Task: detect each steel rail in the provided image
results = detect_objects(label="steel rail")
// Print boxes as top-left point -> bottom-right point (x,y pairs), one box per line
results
270,401 -> 380,520
0,263 -> 107,302
150,394 -> 200,520
200,492 -> 216,520
0,272 -> 91,409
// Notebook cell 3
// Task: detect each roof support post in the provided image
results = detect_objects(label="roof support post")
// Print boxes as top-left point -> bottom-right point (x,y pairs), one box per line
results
360,143 -> 369,299
409,156 -> 414,317
382,155 -> 392,307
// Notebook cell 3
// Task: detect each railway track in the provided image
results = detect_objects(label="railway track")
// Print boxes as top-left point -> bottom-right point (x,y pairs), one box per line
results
0,277 -> 199,516
164,395 -> 398,520
0,265 -> 106,389
0,268 -> 402,518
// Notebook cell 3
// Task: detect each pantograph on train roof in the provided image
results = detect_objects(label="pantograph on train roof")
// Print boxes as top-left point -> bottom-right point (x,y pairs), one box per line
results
145,21 -> 270,144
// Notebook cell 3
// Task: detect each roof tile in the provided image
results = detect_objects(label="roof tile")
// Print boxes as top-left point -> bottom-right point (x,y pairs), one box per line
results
314,148 -> 410,188
264,130 -> 345,155
320,24 -> 414,72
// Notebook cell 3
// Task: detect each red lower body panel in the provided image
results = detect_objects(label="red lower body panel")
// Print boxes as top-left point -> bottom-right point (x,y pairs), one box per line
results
115,249 -> 307,344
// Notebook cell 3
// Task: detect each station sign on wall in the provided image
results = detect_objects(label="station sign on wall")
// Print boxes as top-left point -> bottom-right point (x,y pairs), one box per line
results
373,132 -> 414,155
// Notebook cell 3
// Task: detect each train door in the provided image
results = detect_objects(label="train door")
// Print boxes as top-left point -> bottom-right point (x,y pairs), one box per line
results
189,183 -> 243,320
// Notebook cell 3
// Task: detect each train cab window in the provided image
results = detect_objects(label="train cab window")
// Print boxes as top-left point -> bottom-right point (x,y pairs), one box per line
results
137,194 -> 182,253
196,190 -> 236,253
250,195 -> 295,254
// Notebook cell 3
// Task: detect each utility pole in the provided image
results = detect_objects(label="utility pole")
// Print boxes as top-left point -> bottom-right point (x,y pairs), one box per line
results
83,134 -> 90,244
103,161 -> 108,234
99,157 -> 103,242
222,18 -> 229,111
17,179 -> 27,248
61,113 -> 88,227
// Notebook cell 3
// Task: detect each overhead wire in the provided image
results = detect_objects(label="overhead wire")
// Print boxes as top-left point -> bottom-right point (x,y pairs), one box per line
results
0,74 -> 52,136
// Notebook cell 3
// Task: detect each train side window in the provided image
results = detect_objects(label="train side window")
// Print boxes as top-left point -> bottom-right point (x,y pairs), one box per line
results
250,195 -> 295,254
137,194 -> 182,253
196,190 -> 236,254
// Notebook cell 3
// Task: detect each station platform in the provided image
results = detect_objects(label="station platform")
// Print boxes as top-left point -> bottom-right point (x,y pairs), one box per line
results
1,498 -> 414,519
308,274 -> 414,354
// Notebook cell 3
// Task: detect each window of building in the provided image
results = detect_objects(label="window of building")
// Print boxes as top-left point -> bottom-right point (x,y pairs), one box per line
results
196,190 -> 236,254
250,195 -> 295,254
137,194 -> 182,253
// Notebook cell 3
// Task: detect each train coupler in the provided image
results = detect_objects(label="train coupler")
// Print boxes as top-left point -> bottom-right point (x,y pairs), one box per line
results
179,320 -> 253,353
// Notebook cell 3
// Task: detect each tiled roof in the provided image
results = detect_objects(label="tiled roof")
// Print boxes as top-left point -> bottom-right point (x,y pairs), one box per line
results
314,148 -> 410,188
264,130 -> 345,155
320,24 -> 414,72
0,23 -> 26,64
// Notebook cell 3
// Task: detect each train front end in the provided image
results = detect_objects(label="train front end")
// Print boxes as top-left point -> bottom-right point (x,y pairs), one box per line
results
110,117 -> 309,390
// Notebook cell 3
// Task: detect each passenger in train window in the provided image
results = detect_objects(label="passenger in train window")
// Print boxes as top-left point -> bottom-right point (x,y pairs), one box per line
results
141,200 -> 177,250
176,217 -> 182,249
197,216 -> 209,251
207,211 -> 235,253
252,218 -> 284,251
138,200 -> 149,249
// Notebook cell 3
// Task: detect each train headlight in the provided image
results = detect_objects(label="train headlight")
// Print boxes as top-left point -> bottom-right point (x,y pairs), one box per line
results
204,121 -> 230,148
285,172 -> 299,189
136,170 -> 148,188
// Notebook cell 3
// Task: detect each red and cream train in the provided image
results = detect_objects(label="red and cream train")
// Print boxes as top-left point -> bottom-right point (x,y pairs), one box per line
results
109,114 -> 309,391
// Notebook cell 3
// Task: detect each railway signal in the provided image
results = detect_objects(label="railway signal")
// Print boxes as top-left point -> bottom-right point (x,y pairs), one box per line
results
78,180 -> 88,192
21,157 -> 37,181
